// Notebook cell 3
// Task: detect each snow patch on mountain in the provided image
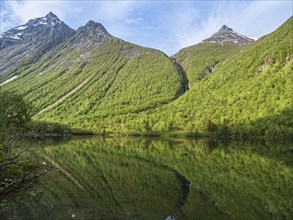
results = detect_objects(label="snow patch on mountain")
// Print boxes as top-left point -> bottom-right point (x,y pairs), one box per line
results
0,12 -> 76,76
0,75 -> 18,86
10,35 -> 21,40
250,36 -> 259,41
202,25 -> 254,46
17,26 -> 28,30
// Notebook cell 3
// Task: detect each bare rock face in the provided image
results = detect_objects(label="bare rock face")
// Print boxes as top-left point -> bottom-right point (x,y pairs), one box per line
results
0,12 -> 75,76
202,25 -> 254,46
62,20 -> 112,51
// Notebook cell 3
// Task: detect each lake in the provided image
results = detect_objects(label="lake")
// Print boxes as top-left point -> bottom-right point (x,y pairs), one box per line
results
0,136 -> 292,219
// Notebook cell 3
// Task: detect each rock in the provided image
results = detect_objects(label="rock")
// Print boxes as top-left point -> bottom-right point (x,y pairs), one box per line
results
164,216 -> 175,220
202,25 -> 254,46
0,12 -> 75,76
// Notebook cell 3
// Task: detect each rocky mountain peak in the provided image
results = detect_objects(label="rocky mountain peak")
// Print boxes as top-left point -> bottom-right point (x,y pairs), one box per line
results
0,12 -> 75,75
86,20 -> 98,27
45,11 -> 59,19
219,25 -> 233,33
0,12 -> 74,49
78,20 -> 109,35
26,12 -> 62,27
202,25 -> 254,46
73,20 -> 110,47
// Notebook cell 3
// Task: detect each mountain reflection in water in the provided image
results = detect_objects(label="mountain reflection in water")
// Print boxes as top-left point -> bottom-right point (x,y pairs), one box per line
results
0,136 -> 292,220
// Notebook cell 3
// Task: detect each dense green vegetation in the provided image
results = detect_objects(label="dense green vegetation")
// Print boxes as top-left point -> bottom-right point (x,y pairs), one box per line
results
173,43 -> 241,86
0,38 -> 183,124
1,13 -> 292,220
1,136 -> 292,219
0,17 -> 292,138
76,16 -> 292,137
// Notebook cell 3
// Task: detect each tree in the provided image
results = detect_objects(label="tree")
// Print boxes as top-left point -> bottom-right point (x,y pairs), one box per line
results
0,89 -> 31,131
0,90 -> 36,182
203,119 -> 217,133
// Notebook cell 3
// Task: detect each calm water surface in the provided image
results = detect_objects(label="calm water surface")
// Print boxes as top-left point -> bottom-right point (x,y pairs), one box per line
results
0,136 -> 292,220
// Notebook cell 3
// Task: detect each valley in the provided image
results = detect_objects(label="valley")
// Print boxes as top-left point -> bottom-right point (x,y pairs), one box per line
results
0,8 -> 292,220
0,13 -> 292,138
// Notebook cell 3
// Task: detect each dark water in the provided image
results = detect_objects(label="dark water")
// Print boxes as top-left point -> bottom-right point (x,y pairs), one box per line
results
0,136 -> 292,220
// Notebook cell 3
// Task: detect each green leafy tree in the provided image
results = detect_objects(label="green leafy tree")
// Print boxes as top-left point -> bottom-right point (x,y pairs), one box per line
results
0,89 -> 35,182
0,89 -> 31,131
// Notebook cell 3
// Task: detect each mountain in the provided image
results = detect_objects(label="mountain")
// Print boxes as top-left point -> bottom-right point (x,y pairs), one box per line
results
173,43 -> 241,87
202,25 -> 254,45
173,25 -> 253,86
0,14 -> 184,129
96,17 -> 292,137
0,12 -> 75,76
1,13 -> 292,137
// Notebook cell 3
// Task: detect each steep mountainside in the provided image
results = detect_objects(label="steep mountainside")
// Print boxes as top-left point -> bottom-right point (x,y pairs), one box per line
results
173,25 -> 254,86
0,12 -> 75,76
0,15 -> 184,128
1,14 -> 291,137
94,17 -> 292,137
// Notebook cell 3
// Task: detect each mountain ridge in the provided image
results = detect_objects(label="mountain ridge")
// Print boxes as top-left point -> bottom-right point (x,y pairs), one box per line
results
1,13 -> 292,137
202,25 -> 254,46
0,12 -> 75,76
0,13 -> 184,125
112,16 -> 292,137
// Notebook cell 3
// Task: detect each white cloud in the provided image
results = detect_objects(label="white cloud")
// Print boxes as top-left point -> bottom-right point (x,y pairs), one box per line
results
73,7 -> 83,13
0,6 -> 17,32
145,2 -> 227,54
125,18 -> 144,25
95,1 -> 136,21
229,1 -> 292,37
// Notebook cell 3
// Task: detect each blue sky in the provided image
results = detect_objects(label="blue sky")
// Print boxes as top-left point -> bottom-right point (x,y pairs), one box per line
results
1,0 -> 292,55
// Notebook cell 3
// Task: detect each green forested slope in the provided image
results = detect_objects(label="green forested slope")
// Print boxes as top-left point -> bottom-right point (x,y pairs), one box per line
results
173,43 -> 241,86
1,17 -> 292,137
89,17 -> 292,137
1,35 -> 183,127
